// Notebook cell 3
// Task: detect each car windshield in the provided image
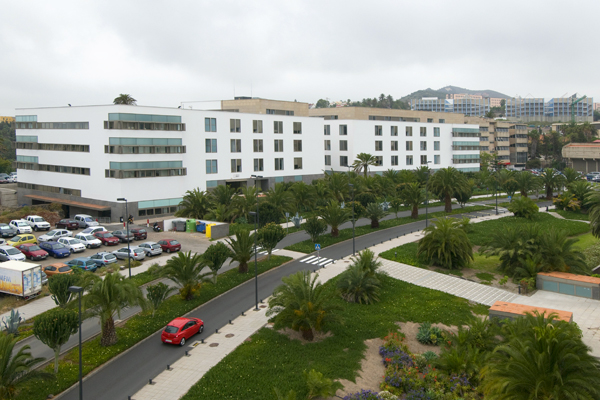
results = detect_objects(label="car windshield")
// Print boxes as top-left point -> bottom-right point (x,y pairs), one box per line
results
58,266 -> 70,272
17,222 -> 27,226
48,231 -> 57,236
164,326 -> 179,334
9,236 -> 20,241
84,217 -> 93,222
70,239 -> 81,244
170,240 -> 180,245
105,254 -> 116,260
33,218 -> 44,222
137,229 -> 147,233
53,243 -> 65,249
0,226 -> 10,230
101,233 -> 114,238
6,248 -> 20,255
28,245 -> 41,251
85,235 -> 95,240
152,244 -> 161,249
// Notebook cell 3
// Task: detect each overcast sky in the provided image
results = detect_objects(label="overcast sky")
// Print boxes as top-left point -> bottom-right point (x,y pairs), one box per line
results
1,0 -> 597,116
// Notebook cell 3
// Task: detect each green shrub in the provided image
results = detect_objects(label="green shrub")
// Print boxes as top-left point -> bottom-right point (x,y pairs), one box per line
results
416,322 -> 444,345
553,193 -> 581,211
422,351 -> 438,362
507,196 -> 539,219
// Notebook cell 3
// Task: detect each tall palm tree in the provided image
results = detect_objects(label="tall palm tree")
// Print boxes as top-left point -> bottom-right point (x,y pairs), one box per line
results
83,272 -> 146,346
290,181 -> 317,214
427,167 -> 468,213
540,168 -> 565,200
266,183 -> 294,222
400,182 -> 425,219
397,169 -> 417,185
209,184 -> 236,207
232,185 -> 257,221
352,153 -> 378,178
113,94 -> 137,105
569,180 -> 593,209
162,251 -> 211,300
496,169 -> 518,198
364,202 -> 388,228
324,171 -> 349,202
312,180 -> 331,208
382,169 -> 400,184
417,217 -> 473,270
514,171 -> 540,198
538,229 -> 588,274
225,229 -> 256,273
0,335 -> 53,399
414,165 -> 431,186
176,188 -> 211,219
319,200 -> 351,237
267,270 -> 342,341
563,167 -> 583,185
528,128 -> 541,159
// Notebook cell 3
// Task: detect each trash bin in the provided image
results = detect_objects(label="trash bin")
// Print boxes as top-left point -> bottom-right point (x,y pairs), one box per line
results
175,221 -> 186,232
186,219 -> 196,233
206,223 -> 216,238
196,222 -> 206,233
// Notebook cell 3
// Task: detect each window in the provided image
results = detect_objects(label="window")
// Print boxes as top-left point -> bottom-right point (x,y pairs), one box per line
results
434,127 -> 440,137
420,127 -> 427,137
254,158 -> 264,172
434,155 -> 440,164
325,155 -> 331,166
391,141 -> 398,151
324,140 -> 331,150
230,139 -> 241,153
205,118 -> 216,132
391,155 -> 398,166
420,155 -> 428,165
274,121 -> 283,134
253,120 -> 263,133
274,139 -> 283,152
206,160 -> 218,174
275,158 -> 284,170
375,141 -> 383,151
324,125 -> 330,135
204,138 -> 217,153
253,139 -> 263,152
230,119 -> 241,133
375,156 -> 383,166
406,127 -> 413,136
406,155 -> 413,165
231,159 -> 242,173
427,118 -> 433,123
406,141 -> 413,151
439,119 -> 445,123
434,141 -> 440,150
339,140 -> 348,151
375,125 -> 382,136
294,157 -> 303,170
340,156 -> 348,167
293,122 -> 302,134
339,125 -> 347,135
391,126 -> 398,136
294,140 -> 302,152
420,141 -> 427,151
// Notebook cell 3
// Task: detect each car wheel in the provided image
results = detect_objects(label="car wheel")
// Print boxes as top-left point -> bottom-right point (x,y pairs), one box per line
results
167,248 -> 171,253
179,337 -> 185,346
34,226 -> 38,232
70,248 -> 73,253
199,325 -> 204,333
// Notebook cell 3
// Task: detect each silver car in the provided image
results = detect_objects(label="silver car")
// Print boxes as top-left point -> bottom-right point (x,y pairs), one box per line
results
0,245 -> 25,261
112,247 -> 146,261
138,242 -> 163,257
38,229 -> 73,242
57,237 -> 86,253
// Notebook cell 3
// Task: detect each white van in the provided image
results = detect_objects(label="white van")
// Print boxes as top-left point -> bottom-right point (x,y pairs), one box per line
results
74,214 -> 99,228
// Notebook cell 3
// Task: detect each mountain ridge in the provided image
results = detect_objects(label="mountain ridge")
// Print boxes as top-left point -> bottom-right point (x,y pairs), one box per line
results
400,86 -> 510,102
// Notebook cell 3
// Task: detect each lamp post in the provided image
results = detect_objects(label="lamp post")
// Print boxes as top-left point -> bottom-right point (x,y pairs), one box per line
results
68,286 -> 83,400
250,174 -> 262,311
425,161 -> 432,228
117,198 -> 131,278
494,166 -> 499,215
349,183 -> 355,255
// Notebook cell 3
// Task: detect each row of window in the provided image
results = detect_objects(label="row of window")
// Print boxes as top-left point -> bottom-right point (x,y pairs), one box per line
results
138,206 -> 179,217
332,155 -> 440,167
17,182 -> 81,196
15,122 -> 89,130
323,140 -> 441,152
205,139 -> 304,153
205,158 -> 304,174
16,143 -> 90,152
323,125 -> 442,137
104,121 -> 185,131
104,145 -> 186,154
204,118 -> 302,134
105,169 -> 187,179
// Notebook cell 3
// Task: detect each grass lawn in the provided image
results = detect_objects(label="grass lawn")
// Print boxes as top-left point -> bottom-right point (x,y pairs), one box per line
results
284,205 -> 493,253
554,209 -> 590,221
573,232 -> 599,250
180,275 -> 483,400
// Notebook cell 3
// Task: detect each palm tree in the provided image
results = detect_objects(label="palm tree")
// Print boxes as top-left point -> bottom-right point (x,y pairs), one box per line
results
538,229 -> 588,274
232,185 -> 257,221
427,167 -> 468,213
290,181 -> 317,214
352,153 -> 378,178
0,335 -> 53,398
563,167 -> 583,185
83,272 -> 146,346
162,251 -> 211,300
267,270 -> 342,341
324,171 -> 349,202
337,264 -> 381,304
540,168 -> 565,200
312,180 -> 331,208
514,171 -> 540,197
350,248 -> 382,277
414,165 -> 431,186
400,182 -> 425,219
568,180 -> 593,209
496,169 -> 518,198
266,183 -> 294,222
364,202 -> 388,228
480,226 -> 539,276
209,184 -> 236,207
225,229 -> 256,273
397,169 -> 417,185
175,188 -> 211,219
113,94 -> 137,105
417,217 -> 473,270
319,200 -> 351,237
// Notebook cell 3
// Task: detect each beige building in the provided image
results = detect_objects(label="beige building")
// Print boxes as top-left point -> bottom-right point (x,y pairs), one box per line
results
446,93 -> 483,100
220,97 -> 309,116
489,98 -> 504,108
308,107 -> 465,123
563,143 -> 600,172
465,117 -> 512,165
509,124 -> 528,167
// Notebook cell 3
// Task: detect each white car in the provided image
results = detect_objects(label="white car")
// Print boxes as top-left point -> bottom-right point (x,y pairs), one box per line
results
26,215 -> 51,231
74,234 -> 102,249
38,229 -> 73,242
0,245 -> 25,261
9,220 -> 32,234
57,237 -> 86,253
138,242 -> 163,257
81,226 -> 107,235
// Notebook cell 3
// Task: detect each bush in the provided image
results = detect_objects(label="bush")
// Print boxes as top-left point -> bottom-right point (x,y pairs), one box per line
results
422,351 -> 438,362
416,322 -> 444,345
507,196 -> 539,219
553,193 -> 581,211
583,242 -> 600,268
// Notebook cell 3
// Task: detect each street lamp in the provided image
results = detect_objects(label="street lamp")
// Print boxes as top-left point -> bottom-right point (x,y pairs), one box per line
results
348,183 -> 355,255
68,286 -> 83,400
117,198 -> 131,278
250,174 -> 262,311
425,161 -> 432,228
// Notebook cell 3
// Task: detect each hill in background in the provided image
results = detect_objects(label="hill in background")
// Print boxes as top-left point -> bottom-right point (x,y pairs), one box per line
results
400,85 -> 510,102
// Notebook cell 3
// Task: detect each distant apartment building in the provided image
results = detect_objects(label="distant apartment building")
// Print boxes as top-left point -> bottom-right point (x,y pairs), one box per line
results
489,98 -> 503,108
446,93 -> 483,100
594,103 -> 600,111
505,97 -> 593,122
0,116 -> 14,123
410,97 -> 490,117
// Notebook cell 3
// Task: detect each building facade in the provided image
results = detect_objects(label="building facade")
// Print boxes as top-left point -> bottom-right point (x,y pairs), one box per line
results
505,97 -> 593,122
410,97 -> 490,117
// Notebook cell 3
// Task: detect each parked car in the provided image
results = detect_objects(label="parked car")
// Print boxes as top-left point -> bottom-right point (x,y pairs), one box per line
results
112,247 -> 146,261
25,215 -> 51,231
89,252 -> 118,267
43,263 -> 73,277
138,242 -> 163,257
38,229 -> 73,242
81,226 -> 107,235
74,234 -> 102,249
130,228 -> 148,240
74,214 -> 99,228
94,232 -> 120,246
6,175 -> 16,183
56,219 -> 79,230
0,254 -> 9,262
66,257 -> 97,273
9,220 -> 32,234
0,245 -> 26,261
57,237 -> 86,253
7,234 -> 37,247
39,241 -> 71,259
0,224 -> 17,238
16,243 -> 48,261
157,239 -> 181,253
112,230 -> 134,243
161,317 -> 204,346
41,271 -> 48,285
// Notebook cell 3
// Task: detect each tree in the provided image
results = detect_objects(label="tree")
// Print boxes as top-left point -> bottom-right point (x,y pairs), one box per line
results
146,282 -> 176,317
304,369 -> 343,399
257,202 -> 281,227
175,188 -> 211,219
350,248 -> 382,277
83,272 -> 146,347
485,110 -> 495,119
290,181 -> 316,214
257,223 -> 286,260
162,251 -> 210,300
563,167 -> 583,185
414,165 -> 431,186
303,216 -> 327,243
400,182 -> 425,219
113,94 -> 137,105
267,270 -> 342,341
496,169 -> 518,198
48,273 -> 80,308
226,229 -> 256,273
324,171 -> 349,202
209,184 -> 236,207
388,198 -> 402,219
506,196 -> 539,219
202,242 -> 231,284
514,171 -> 540,197
319,200 -> 351,237
315,99 -> 330,108
364,202 -> 387,228
0,335 -> 53,398
352,153 -> 378,178
232,185 -> 258,222
540,168 -> 565,200
337,264 -> 381,305
428,167 -> 468,213
33,308 -> 79,373
569,180 -> 593,210
266,183 -> 294,222
417,217 -> 473,270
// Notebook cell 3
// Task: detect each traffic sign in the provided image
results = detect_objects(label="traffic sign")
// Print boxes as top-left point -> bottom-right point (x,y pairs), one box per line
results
315,244 -> 321,251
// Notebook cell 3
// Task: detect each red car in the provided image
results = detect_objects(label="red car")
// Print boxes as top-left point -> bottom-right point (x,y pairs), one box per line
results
94,232 -> 120,246
161,317 -> 204,346
157,239 -> 181,253
130,228 -> 147,240
16,243 -> 48,261
56,219 -> 79,230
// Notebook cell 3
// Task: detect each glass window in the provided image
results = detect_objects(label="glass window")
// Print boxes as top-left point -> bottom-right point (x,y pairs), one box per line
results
206,160 -> 217,174
274,121 -> 283,134
339,125 -> 347,135
406,155 -> 413,165
274,158 -> 284,170
293,140 -> 302,152
253,139 -> 263,152
339,140 -> 348,151
294,157 -> 303,170
427,118 -> 433,123
391,126 -> 398,136
230,159 -> 242,173
439,119 -> 445,123
324,140 -> 331,151
340,156 -> 348,167
406,126 -> 412,136
324,125 -> 330,135
205,139 -> 217,153
230,119 -> 241,133
325,155 -> 331,166
254,158 -> 264,172
434,127 -> 440,137
293,122 -> 302,134
434,141 -> 440,150
391,141 -> 398,151
375,125 -> 382,136
274,139 -> 283,152
434,155 -> 440,164
420,155 -> 428,165
391,155 -> 398,166
205,118 -> 216,132
420,141 -> 427,151
420,127 -> 427,137
375,156 -> 383,166
230,139 -> 241,153
375,141 -> 383,151
253,120 -> 263,133
406,141 -> 413,151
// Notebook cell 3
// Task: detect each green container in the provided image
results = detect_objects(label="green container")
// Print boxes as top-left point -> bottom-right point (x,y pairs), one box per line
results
186,219 -> 196,233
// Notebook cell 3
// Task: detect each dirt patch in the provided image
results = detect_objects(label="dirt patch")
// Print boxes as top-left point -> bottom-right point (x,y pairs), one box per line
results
395,322 -> 456,355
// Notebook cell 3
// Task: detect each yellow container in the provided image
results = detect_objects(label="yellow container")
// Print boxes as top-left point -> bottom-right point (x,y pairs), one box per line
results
206,223 -> 217,238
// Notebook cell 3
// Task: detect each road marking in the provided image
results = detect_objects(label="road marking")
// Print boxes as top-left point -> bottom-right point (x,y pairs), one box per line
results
300,256 -> 334,266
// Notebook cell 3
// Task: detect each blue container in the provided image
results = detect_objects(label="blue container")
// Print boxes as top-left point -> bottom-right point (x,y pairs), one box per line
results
196,222 -> 206,233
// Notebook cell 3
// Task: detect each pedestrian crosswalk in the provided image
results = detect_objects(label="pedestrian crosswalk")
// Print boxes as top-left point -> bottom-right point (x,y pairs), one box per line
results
299,255 -> 335,267
255,248 -> 281,256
